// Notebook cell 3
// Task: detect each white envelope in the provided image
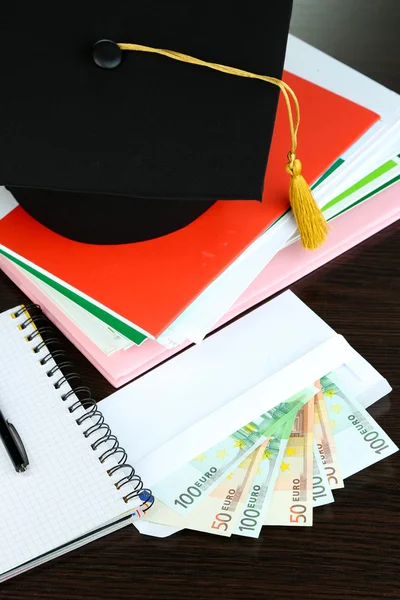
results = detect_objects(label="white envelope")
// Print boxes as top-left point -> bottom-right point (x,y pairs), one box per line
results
100,291 -> 391,489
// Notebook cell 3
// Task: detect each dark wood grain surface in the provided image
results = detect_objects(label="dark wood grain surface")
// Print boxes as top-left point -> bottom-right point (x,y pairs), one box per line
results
1,1 -> 399,598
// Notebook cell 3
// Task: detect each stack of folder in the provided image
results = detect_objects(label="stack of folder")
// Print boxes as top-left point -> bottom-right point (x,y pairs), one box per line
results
1,35 -> 399,387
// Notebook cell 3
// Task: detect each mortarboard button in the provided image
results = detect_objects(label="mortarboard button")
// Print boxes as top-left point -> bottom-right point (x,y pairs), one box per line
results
93,40 -> 122,70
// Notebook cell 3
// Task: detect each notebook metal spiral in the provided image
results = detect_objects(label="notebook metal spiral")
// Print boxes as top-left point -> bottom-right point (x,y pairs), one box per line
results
10,304 -> 153,512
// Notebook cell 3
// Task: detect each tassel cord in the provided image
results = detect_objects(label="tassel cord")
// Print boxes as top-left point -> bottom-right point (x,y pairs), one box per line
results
118,43 -> 299,160
117,42 -> 327,249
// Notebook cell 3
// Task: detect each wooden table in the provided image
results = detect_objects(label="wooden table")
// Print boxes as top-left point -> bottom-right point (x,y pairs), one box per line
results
1,1 -> 399,598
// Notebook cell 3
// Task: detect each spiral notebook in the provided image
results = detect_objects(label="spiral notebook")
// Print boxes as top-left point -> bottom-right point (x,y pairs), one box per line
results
0,305 -> 152,582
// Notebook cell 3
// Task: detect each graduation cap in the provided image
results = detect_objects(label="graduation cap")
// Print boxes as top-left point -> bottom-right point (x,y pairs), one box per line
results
0,1 -> 327,249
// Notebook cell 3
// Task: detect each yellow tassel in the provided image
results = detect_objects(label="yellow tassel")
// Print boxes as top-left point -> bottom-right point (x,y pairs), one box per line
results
286,158 -> 328,250
116,42 -> 329,249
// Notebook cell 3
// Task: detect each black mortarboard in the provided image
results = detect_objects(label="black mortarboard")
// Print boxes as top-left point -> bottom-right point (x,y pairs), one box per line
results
0,1 -> 327,248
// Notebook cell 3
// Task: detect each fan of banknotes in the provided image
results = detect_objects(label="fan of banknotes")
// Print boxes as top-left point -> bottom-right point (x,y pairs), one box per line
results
141,375 -> 398,536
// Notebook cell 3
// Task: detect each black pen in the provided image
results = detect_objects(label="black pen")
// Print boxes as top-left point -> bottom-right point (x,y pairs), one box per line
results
0,408 -> 29,473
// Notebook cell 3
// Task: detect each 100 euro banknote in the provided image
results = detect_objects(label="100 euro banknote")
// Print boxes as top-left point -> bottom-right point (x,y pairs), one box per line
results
312,441 -> 334,507
234,417 -> 295,538
264,399 -> 314,526
143,442 -> 267,536
152,387 -> 316,514
321,375 -> 398,479
314,381 -> 344,489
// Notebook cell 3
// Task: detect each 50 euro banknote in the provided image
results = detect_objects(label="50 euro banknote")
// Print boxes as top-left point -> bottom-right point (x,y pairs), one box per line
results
264,399 -> 314,527
235,419 -> 334,538
152,387 -> 317,515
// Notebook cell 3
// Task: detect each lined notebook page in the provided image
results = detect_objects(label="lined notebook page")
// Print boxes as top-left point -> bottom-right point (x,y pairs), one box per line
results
0,307 -> 133,576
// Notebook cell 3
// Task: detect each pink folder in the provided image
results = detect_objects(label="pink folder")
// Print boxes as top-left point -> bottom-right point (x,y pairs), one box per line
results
1,183 -> 399,388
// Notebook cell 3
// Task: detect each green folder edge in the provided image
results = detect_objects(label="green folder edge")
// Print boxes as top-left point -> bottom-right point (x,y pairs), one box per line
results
0,248 -> 148,345
1,158 -> 399,346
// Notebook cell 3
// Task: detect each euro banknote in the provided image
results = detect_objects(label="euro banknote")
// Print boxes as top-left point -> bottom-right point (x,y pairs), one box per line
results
321,375 -> 398,479
233,417 -> 295,538
312,441 -> 335,507
264,399 -> 314,526
314,381 -> 344,489
153,387 -> 316,515
143,442 -> 267,536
